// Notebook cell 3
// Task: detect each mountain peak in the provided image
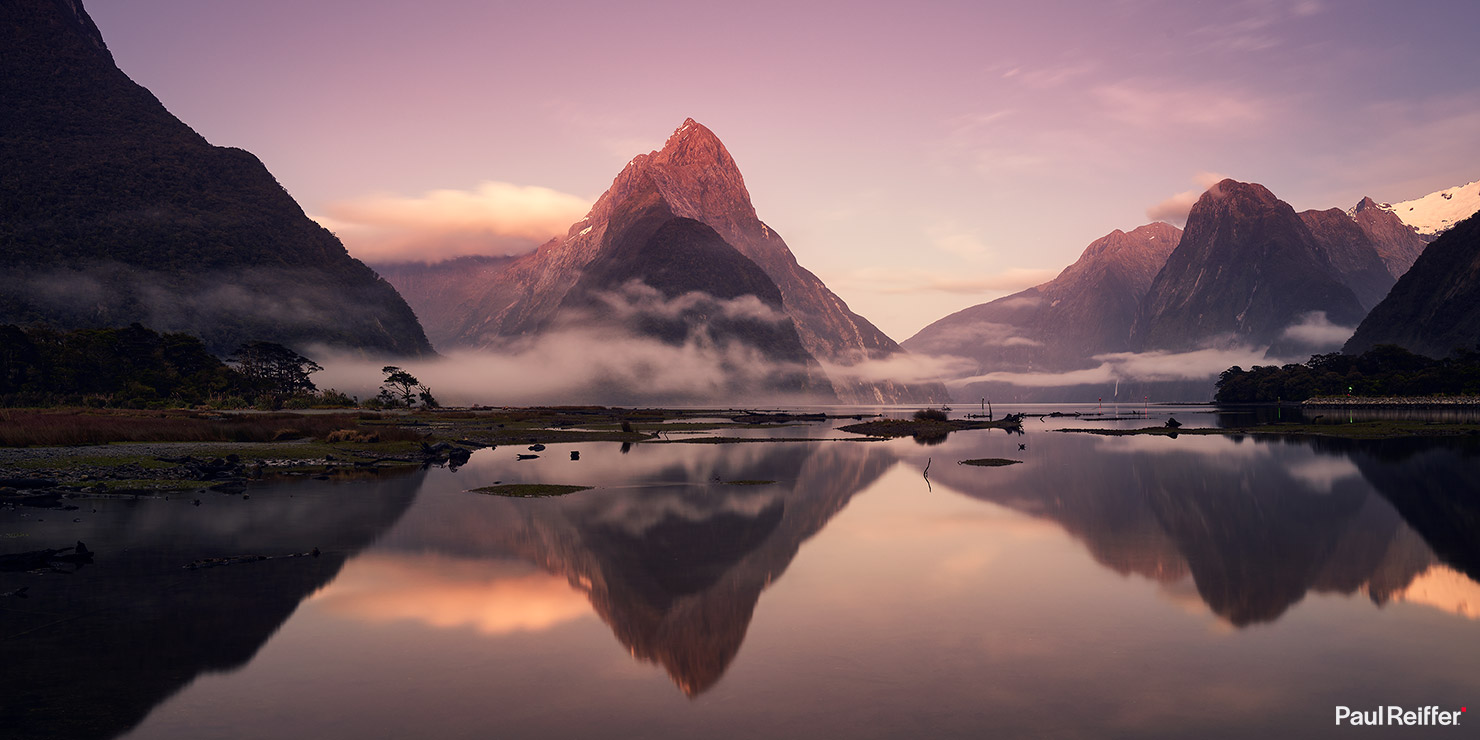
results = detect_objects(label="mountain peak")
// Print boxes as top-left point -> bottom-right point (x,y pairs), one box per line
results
651,118 -> 738,173
1134,179 -> 1365,351
1350,196 -> 1388,215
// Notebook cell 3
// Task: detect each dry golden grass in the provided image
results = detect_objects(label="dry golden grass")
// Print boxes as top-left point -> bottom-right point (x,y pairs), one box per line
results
0,409 -> 418,447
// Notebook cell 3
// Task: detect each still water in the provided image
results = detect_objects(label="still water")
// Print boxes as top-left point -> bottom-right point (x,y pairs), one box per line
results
3,405 -> 1478,739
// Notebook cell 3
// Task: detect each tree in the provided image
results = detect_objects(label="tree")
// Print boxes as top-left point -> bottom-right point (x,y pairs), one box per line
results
230,341 -> 322,396
379,365 -> 436,408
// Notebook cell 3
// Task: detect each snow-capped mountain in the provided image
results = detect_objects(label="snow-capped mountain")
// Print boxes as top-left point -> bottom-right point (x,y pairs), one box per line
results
1356,179 -> 1480,238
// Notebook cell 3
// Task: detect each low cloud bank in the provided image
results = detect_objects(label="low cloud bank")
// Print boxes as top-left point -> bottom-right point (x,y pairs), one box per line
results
958,346 -> 1275,389
314,327 -> 827,407
819,351 -> 975,387
591,281 -> 791,325
1279,311 -> 1355,350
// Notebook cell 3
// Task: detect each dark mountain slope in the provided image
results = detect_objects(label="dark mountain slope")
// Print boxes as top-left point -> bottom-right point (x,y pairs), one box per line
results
1298,208 -> 1396,311
1344,211 -> 1480,358
1133,180 -> 1365,352
0,0 -> 431,356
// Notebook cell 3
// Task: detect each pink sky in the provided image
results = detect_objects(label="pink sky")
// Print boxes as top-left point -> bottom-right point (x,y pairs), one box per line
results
88,0 -> 1480,340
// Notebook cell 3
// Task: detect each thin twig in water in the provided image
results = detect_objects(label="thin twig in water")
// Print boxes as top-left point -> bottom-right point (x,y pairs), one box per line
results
923,457 -> 932,492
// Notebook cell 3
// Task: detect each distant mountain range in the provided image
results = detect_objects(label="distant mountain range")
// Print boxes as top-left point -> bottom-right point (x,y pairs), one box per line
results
381,120 -> 948,404
7,0 -> 1476,403
904,223 -> 1180,372
905,176 -> 1475,401
0,0 -> 432,357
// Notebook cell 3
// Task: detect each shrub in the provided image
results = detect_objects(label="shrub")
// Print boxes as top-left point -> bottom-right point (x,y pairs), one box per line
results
913,408 -> 949,422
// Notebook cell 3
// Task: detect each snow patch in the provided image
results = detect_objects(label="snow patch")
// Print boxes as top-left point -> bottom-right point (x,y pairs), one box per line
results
579,226 -> 593,236
1386,179 -> 1480,236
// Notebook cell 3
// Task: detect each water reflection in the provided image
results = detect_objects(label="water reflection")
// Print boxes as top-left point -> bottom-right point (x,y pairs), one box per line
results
9,415 -> 1480,739
0,472 -> 424,740
319,424 -> 1480,700
920,431 -> 1480,627
340,440 -> 896,696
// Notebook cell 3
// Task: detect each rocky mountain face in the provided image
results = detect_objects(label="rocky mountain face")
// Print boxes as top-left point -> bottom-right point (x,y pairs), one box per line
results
1344,211 -> 1480,358
1133,180 -> 1366,352
556,202 -> 834,399
1349,196 -> 1431,277
904,222 -> 1181,372
424,119 -> 946,404
1297,208 -> 1395,310
370,256 -> 515,349
0,0 -> 432,356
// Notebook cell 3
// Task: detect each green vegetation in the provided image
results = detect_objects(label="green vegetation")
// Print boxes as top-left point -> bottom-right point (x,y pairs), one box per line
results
470,484 -> 592,498
913,408 -> 950,422
1215,344 -> 1480,403
959,458 -> 1022,467
367,365 -> 438,409
0,324 -> 354,409
229,341 -> 322,397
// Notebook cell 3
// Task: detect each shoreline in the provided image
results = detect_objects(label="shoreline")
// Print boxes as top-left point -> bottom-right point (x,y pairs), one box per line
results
1302,396 -> 1480,409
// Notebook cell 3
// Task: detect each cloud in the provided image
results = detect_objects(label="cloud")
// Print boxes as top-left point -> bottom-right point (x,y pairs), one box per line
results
842,267 -> 1058,295
1147,171 -> 1232,225
592,280 -> 791,325
909,321 -> 1043,353
1093,82 -> 1270,131
993,294 -> 1046,310
1280,311 -> 1355,350
315,335 -> 812,406
1189,0 -> 1327,53
1004,62 -> 1098,89
819,351 -> 975,387
314,282 -> 835,406
955,345 -> 1276,388
928,226 -> 994,259
320,181 -> 591,263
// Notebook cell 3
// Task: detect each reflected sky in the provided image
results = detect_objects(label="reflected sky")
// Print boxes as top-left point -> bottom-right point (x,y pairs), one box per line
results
5,408 -> 1474,739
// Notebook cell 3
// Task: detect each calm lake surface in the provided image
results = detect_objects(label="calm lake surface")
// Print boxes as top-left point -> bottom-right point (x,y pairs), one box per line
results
3,404 -> 1478,739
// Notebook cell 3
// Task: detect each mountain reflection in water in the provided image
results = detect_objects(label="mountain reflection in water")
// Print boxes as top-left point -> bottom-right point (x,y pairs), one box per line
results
309,423 -> 1480,700
0,472 -> 424,740
921,433 -> 1480,627
338,440 -> 897,696
8,412 -> 1479,740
